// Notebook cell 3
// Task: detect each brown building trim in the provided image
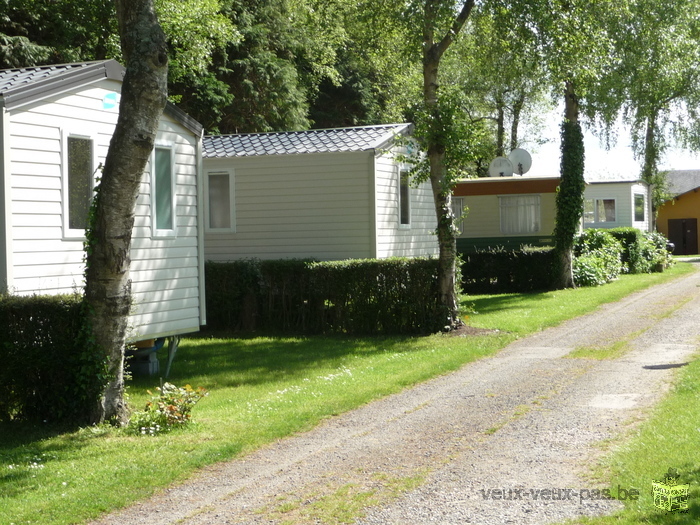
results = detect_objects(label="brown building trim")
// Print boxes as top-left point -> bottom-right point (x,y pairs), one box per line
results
454,177 -> 560,197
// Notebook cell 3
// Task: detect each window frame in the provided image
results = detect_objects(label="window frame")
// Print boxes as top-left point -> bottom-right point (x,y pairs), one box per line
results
498,194 -> 541,235
583,198 -> 617,225
634,193 -> 645,222
150,144 -> 177,239
205,169 -> 236,232
61,129 -> 97,240
398,167 -> 411,229
451,196 -> 465,235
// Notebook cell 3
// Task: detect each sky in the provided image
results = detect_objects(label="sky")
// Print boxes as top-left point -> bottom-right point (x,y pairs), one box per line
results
524,111 -> 700,180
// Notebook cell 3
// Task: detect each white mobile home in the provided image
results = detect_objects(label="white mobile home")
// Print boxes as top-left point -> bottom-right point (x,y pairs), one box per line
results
0,60 -> 206,343
202,124 -> 438,261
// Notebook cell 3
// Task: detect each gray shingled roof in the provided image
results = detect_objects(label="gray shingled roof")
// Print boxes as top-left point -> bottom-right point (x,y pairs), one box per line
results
0,60 -> 202,136
665,169 -> 700,196
203,123 -> 412,158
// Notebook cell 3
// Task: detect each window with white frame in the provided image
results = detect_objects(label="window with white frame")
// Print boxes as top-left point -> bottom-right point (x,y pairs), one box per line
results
398,168 -> 411,227
152,145 -> 177,237
63,133 -> 95,238
451,197 -> 465,235
583,198 -> 616,224
206,170 -> 235,231
499,195 -> 540,234
634,193 -> 645,222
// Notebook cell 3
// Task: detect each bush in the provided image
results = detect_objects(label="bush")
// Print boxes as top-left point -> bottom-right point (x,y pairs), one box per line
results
573,229 -> 623,286
606,227 -> 673,274
0,294 -> 106,424
205,257 -> 447,335
460,246 -> 556,294
128,382 -> 208,436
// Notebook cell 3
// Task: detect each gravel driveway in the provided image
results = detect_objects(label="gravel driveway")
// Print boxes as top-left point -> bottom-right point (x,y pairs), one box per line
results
91,263 -> 700,525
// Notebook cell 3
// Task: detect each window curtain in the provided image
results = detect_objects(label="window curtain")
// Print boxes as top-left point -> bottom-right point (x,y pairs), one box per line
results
500,195 -> 540,234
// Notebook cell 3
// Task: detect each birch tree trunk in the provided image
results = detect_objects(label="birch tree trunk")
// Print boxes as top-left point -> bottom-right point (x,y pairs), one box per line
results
85,0 -> 168,425
421,0 -> 474,329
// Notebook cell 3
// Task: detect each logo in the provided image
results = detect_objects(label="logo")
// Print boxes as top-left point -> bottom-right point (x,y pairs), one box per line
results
652,468 -> 689,513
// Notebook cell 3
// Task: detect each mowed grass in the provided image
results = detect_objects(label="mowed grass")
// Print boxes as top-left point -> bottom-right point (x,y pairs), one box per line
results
0,262 -> 696,525
564,356 -> 700,525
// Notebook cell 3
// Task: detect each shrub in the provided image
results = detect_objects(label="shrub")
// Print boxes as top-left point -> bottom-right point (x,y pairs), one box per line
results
205,257 -> 447,335
460,246 -> 556,294
606,227 -> 673,274
128,382 -> 208,436
573,229 -> 623,286
0,294 -> 106,424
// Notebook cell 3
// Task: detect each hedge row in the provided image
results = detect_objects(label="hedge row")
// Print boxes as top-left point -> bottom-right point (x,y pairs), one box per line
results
205,258 -> 447,335
460,247 -> 556,294
0,295 -> 106,423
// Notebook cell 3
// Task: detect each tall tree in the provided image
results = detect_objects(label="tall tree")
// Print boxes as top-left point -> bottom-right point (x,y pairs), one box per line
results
506,0 -> 622,288
85,0 -> 168,424
419,0 -> 475,328
585,0 -> 700,217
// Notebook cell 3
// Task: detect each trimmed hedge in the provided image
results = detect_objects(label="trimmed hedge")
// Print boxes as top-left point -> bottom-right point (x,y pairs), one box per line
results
460,247 -> 556,294
0,294 -> 106,424
205,258 -> 447,335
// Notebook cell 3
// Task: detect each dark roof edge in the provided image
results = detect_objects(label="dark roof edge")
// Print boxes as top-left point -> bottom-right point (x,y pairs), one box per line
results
2,60 -> 124,110
2,59 -> 203,137
371,123 -> 413,152
164,101 -> 203,137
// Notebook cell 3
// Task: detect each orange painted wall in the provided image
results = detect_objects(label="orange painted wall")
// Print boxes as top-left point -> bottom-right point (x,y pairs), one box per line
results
656,190 -> 700,253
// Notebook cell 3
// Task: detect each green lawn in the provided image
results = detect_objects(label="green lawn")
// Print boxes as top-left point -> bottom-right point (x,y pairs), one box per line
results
0,262 -> 696,525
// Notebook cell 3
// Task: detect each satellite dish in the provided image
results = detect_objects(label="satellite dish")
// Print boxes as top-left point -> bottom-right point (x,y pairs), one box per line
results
508,148 -> 532,175
489,157 -> 514,177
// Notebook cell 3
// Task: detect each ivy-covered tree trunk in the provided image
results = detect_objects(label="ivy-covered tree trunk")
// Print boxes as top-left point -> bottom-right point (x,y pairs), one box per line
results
85,0 -> 168,425
553,80 -> 586,289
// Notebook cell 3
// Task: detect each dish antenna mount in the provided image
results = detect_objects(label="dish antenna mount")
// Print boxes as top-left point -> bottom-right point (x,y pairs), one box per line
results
488,157 -> 514,177
507,148 -> 532,176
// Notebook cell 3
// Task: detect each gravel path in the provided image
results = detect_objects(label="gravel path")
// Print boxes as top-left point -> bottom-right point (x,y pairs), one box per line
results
91,263 -> 700,525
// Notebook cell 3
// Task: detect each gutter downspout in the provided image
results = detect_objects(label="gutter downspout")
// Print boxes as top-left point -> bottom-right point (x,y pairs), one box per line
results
195,129 -> 207,326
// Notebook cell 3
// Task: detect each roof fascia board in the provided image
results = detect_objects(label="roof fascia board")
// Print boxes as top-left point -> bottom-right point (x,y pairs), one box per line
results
1,60 -> 125,111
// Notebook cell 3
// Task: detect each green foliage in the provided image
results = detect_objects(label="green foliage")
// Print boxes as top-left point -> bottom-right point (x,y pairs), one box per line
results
0,294 -> 107,424
605,227 -> 674,274
128,383 -> 208,435
205,258 -> 447,335
554,120 -> 587,252
461,247 -> 557,294
573,229 -> 624,286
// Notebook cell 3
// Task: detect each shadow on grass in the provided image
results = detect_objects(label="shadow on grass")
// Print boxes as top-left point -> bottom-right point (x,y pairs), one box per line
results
129,332 -> 424,392
466,291 -> 553,317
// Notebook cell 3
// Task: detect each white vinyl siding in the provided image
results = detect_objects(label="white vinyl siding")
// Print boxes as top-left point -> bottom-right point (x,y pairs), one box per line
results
499,195 -> 541,234
204,151 -> 374,261
206,170 -> 235,232
374,152 -> 437,258
4,80 -> 203,340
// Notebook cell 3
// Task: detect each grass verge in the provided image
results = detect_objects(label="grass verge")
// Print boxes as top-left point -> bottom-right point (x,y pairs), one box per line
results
0,262 -> 696,525
563,355 -> 700,524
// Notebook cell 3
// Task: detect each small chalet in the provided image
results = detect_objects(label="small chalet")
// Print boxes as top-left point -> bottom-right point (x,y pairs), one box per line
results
202,124 -> 438,261
0,60 -> 206,358
656,170 -> 700,255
